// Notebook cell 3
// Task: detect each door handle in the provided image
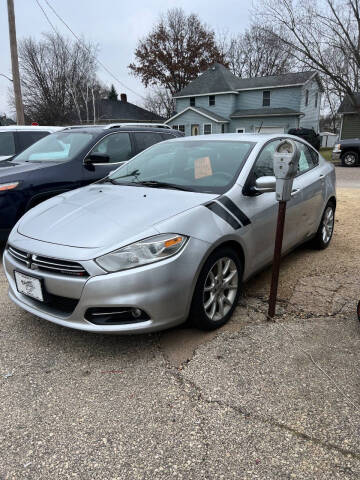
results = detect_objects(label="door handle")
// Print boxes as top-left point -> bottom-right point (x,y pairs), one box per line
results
319,174 -> 325,178
291,188 -> 301,196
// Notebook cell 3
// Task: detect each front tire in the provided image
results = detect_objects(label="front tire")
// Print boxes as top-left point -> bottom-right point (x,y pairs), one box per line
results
311,203 -> 335,249
341,151 -> 358,167
189,247 -> 243,330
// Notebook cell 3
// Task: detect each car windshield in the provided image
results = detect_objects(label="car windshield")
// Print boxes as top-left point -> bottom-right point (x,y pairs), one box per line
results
108,140 -> 255,194
14,131 -> 95,163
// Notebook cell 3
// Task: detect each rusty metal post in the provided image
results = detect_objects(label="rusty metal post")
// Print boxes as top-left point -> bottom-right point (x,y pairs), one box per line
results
268,200 -> 287,318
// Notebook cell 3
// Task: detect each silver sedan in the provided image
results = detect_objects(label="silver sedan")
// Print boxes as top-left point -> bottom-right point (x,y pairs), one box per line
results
3,134 -> 336,334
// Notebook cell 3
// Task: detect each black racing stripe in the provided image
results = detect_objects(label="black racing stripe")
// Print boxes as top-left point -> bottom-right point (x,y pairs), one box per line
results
218,196 -> 251,226
206,202 -> 241,230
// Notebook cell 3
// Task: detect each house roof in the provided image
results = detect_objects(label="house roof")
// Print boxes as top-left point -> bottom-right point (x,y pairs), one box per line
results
98,99 -> 164,122
230,107 -> 303,118
174,64 -> 242,97
174,65 -> 320,97
164,106 -> 229,124
338,93 -> 360,114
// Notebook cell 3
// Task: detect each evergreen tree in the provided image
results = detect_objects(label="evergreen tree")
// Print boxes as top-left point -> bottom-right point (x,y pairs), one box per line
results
108,84 -> 118,101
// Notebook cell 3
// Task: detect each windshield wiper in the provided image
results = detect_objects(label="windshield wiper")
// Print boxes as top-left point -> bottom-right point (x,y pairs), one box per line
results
131,180 -> 192,191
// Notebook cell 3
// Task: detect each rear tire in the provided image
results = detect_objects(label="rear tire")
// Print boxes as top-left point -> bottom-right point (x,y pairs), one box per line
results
341,151 -> 358,167
311,202 -> 335,250
188,247 -> 243,330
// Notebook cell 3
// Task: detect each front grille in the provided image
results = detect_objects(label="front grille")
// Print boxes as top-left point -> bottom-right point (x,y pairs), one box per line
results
8,245 -> 88,277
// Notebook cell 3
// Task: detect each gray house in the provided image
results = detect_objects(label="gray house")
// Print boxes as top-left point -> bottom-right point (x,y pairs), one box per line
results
165,64 -> 322,136
337,93 -> 360,139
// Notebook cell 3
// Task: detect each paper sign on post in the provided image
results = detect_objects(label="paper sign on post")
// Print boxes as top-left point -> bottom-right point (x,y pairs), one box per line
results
194,156 -> 213,179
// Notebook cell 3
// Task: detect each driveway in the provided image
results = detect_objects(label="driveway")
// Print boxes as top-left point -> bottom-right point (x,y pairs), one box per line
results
1,167 -> 360,479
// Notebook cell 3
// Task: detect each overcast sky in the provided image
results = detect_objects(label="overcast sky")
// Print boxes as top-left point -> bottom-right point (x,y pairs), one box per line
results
0,0 -> 252,118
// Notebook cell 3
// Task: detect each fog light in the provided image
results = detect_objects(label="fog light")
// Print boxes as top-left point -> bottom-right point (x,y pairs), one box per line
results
131,308 -> 142,318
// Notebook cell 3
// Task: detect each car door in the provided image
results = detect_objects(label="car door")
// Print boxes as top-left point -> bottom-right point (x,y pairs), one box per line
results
240,139 -> 303,273
291,141 -> 324,241
82,132 -> 135,184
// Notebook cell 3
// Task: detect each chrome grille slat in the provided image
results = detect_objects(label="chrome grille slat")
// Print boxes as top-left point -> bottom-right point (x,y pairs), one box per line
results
7,245 -> 88,276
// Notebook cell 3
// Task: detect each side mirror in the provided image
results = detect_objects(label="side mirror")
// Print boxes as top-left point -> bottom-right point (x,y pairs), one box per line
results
255,176 -> 276,193
84,153 -> 110,164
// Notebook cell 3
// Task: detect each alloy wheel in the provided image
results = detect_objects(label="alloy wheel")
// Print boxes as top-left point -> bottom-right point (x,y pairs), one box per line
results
322,206 -> 334,244
344,153 -> 356,166
203,257 -> 238,322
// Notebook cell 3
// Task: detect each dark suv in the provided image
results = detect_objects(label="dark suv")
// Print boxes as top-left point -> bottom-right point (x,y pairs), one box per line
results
332,139 -> 360,167
288,128 -> 321,151
0,125 -> 183,241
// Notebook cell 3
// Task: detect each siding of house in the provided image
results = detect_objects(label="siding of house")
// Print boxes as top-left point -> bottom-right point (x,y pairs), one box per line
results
236,86 -> 302,111
169,109 -> 224,136
299,79 -> 321,131
175,93 -> 238,118
341,114 -> 360,139
230,116 -> 299,133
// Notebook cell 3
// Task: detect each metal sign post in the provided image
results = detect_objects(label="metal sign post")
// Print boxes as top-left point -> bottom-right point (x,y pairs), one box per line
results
267,139 -> 300,319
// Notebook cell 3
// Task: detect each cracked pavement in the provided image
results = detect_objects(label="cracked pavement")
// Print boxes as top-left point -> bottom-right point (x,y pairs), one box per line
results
1,170 -> 360,479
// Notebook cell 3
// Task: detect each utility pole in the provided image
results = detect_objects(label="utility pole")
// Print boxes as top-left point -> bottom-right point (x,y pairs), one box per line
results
7,0 -> 25,125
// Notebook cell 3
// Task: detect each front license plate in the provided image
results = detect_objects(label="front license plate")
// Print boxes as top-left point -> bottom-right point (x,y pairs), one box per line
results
14,271 -> 44,302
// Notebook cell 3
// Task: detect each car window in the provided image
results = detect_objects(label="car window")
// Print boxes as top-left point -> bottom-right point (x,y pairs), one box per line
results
17,131 -> 49,151
134,132 -> 163,152
91,133 -> 132,163
253,139 -> 281,178
15,132 -> 95,163
296,141 -> 317,174
109,140 -> 255,194
0,132 -> 15,156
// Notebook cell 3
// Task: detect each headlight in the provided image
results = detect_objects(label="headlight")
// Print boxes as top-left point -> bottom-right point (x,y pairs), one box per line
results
333,144 -> 341,151
0,182 -> 19,192
95,234 -> 188,272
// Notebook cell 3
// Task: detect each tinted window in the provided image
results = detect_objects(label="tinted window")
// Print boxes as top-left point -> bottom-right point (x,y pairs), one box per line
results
15,132 -> 95,163
109,140 -> 254,194
253,139 -> 281,178
92,133 -> 132,163
0,132 -> 15,156
134,132 -> 163,152
17,131 -> 49,151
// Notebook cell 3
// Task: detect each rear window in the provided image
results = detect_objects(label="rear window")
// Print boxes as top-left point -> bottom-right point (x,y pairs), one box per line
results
0,132 -> 15,156
134,132 -> 163,152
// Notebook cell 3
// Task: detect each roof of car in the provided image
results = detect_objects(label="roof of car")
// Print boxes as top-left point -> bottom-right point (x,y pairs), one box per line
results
0,126 -> 64,132
162,132 -> 292,143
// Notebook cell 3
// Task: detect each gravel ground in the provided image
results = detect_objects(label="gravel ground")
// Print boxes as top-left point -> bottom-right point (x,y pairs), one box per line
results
1,168 -> 360,479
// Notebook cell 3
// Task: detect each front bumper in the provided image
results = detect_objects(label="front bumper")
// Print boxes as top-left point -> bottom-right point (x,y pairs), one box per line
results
3,237 -> 209,334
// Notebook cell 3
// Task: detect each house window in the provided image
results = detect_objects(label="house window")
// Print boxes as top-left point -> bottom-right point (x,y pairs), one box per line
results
209,95 -> 215,106
178,125 -> 185,133
236,128 -> 245,133
315,92 -> 318,108
172,125 -> 178,130
263,91 -> 271,107
305,89 -> 309,106
203,124 -> 212,135
190,97 -> 195,107
221,124 -> 225,133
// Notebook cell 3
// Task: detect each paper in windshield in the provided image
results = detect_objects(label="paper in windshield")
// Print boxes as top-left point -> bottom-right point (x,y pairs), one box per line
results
194,156 -> 213,179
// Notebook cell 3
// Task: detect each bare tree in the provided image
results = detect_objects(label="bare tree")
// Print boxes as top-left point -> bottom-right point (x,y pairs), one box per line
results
256,0 -> 360,112
17,32 -> 101,125
221,24 -> 297,78
143,87 -> 175,119
129,8 -> 226,94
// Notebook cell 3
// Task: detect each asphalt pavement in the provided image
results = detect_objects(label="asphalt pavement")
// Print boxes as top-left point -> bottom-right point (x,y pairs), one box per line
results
1,166 -> 360,479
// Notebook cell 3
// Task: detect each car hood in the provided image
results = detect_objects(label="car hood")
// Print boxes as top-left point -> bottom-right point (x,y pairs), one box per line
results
17,184 -> 218,248
0,159 -> 60,178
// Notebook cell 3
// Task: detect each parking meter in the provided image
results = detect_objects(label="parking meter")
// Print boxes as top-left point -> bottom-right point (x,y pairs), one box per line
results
268,139 -> 300,319
273,139 -> 300,201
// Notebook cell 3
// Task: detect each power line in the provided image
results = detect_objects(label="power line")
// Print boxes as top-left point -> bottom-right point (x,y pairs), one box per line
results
42,0 -> 145,100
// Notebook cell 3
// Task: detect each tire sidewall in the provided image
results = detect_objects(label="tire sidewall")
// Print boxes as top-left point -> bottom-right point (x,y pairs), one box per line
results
341,151 -> 358,167
189,247 -> 243,330
316,203 -> 335,249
